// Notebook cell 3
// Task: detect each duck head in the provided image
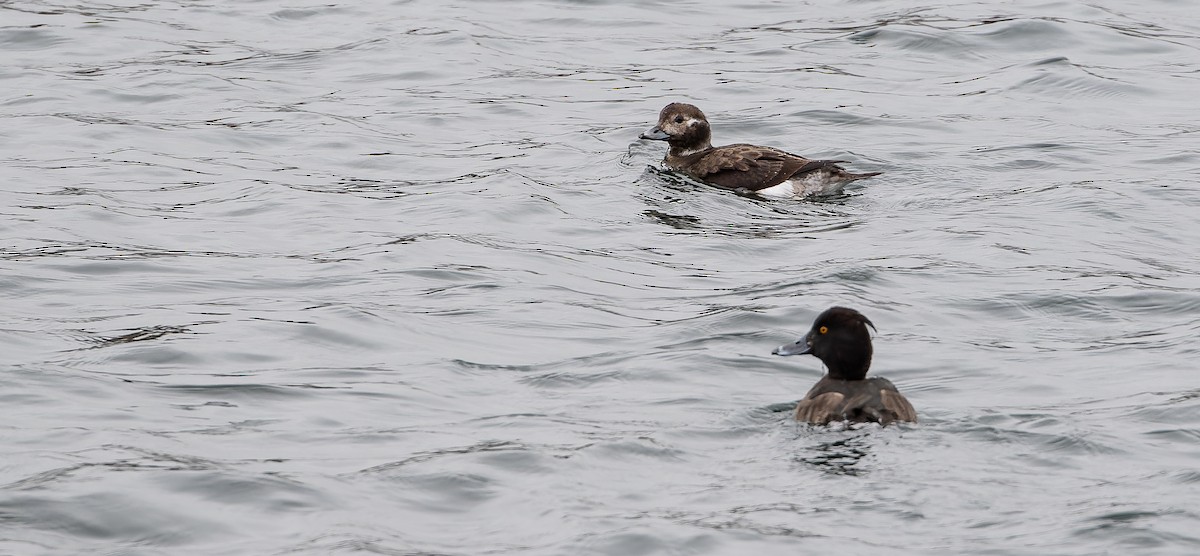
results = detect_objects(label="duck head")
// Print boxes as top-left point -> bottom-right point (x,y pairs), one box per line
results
773,307 -> 877,380
639,102 -> 713,156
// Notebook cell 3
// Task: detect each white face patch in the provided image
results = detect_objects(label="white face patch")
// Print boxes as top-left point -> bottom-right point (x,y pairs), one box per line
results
665,116 -> 701,131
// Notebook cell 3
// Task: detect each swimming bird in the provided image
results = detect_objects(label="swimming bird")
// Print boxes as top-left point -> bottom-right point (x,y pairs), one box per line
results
639,103 -> 880,199
773,307 -> 917,425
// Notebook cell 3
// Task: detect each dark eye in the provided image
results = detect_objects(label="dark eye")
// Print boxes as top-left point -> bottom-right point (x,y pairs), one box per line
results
674,116 -> 685,123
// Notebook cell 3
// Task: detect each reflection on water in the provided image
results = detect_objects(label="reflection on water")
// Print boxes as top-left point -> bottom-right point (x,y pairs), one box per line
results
795,431 -> 874,477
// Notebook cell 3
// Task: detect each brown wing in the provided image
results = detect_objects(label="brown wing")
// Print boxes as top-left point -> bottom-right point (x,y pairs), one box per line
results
795,376 -> 917,425
688,145 -> 835,191
795,392 -> 846,425
880,390 -> 917,423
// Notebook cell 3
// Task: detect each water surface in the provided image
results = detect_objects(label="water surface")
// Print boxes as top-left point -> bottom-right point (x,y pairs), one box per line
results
2,0 -> 1199,554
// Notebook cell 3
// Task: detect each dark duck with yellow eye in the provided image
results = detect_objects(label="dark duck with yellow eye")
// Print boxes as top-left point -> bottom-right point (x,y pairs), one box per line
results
639,103 -> 881,199
773,307 -> 917,425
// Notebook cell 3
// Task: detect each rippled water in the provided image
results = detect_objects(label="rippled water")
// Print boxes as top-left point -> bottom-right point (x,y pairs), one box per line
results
3,0 -> 1199,554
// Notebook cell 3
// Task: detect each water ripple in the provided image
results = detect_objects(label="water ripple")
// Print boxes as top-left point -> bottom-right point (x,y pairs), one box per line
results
3,0 -> 1200,554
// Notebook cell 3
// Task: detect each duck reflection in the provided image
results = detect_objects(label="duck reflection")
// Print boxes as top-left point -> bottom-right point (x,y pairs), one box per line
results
641,209 -> 702,230
795,432 -> 872,476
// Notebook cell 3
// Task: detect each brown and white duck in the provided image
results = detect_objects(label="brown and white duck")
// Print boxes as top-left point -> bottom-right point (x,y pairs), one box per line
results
639,103 -> 880,198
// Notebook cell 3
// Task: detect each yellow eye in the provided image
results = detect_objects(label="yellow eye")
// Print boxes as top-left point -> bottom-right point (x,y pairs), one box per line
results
819,326 -> 828,334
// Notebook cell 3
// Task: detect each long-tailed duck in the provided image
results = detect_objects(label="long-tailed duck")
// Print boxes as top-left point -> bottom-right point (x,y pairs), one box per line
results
640,103 -> 880,198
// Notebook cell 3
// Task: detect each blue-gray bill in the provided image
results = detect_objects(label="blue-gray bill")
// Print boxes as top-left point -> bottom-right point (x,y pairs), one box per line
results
772,341 -> 811,356
639,126 -> 670,141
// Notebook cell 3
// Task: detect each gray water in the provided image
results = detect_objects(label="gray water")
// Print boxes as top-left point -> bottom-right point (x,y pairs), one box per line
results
2,0 -> 1199,554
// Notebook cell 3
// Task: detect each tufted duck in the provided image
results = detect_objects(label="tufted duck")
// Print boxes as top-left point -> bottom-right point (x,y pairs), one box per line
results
773,307 -> 917,425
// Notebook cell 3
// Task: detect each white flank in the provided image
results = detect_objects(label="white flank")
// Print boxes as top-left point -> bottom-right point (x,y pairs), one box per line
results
754,181 -> 797,198
757,172 -> 848,199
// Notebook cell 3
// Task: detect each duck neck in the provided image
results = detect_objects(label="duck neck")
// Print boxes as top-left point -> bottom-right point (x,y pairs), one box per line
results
667,141 -> 711,160
825,350 -> 872,381
667,126 -> 712,159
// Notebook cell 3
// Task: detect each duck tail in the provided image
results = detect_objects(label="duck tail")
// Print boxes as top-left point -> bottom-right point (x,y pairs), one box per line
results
845,170 -> 883,181
799,160 -> 882,181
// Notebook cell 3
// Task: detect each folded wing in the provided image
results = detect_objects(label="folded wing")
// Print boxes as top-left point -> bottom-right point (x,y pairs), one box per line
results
689,145 -> 848,191
794,376 -> 917,425
795,392 -> 847,425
